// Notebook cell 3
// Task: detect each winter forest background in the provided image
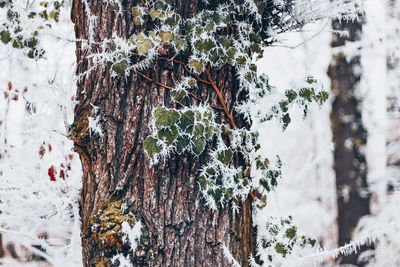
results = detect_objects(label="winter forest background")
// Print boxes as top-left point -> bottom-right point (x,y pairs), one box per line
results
0,0 -> 399,266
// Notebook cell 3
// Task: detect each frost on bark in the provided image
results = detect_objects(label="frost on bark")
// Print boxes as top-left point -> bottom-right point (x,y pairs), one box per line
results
71,0 -> 255,266
328,16 -> 371,265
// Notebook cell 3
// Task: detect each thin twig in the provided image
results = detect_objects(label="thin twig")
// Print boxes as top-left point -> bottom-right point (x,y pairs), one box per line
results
137,71 -> 215,107
210,104 -> 224,110
205,69 -> 237,129
188,93 -> 204,102
136,71 -> 175,90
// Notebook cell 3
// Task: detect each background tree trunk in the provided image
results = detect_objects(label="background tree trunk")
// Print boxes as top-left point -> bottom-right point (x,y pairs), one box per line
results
386,0 -> 400,193
328,15 -> 371,265
71,0 -> 256,266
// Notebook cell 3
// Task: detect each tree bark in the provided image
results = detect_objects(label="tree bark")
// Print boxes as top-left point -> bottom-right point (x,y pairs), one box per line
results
328,17 -> 371,265
386,0 -> 400,192
71,1 -> 256,266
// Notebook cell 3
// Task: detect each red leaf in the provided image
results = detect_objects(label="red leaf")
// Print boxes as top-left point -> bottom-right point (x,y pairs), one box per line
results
48,144 -> 52,152
4,92 -> 8,99
68,154 -> 74,160
12,95 -> 18,101
8,81 -> 12,90
59,169 -> 65,179
48,166 -> 56,181
39,145 -> 45,158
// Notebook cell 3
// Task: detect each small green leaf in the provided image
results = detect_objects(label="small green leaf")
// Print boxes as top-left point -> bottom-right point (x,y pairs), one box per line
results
191,137 -> 205,156
189,59 -> 204,73
219,37 -> 232,48
154,1 -> 166,10
216,149 -> 233,166
25,37 -> 38,49
149,9 -> 161,20
154,108 -> 180,127
260,179 -> 271,191
133,17 -> 142,25
305,75 -> 317,84
174,36 -> 187,51
204,21 -> 215,32
1,30 -> 11,44
137,38 -> 153,55
235,55 -> 247,65
206,167 -> 216,175
184,21 -> 195,32
285,226 -> 297,240
175,135 -> 190,153
165,13 -> 181,27
315,91 -> 329,105
132,7 -> 142,16
194,39 -> 216,53
171,89 -> 187,102
178,111 -> 194,133
198,175 -> 208,189
158,125 -> 179,145
282,113 -> 291,129
159,30 -> 174,43
193,123 -> 204,137
275,243 -> 287,257
144,136 -> 162,159
112,59 -> 128,74
285,90 -> 297,102
226,47 -> 237,63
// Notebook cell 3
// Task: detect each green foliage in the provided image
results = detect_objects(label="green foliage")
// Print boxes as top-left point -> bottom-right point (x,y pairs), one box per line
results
154,107 -> 180,127
216,149 -> 233,166
95,5 -> 330,259
0,0 -> 64,59
143,137 -> 162,159
258,216 -> 317,262
248,74 -> 328,130
144,107 -> 216,161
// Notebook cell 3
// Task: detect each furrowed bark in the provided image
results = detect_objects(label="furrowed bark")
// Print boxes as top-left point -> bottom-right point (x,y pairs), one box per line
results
71,0 -> 256,266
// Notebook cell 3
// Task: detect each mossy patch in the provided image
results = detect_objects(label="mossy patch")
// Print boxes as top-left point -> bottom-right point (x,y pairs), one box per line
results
70,109 -> 91,138
89,200 -> 136,258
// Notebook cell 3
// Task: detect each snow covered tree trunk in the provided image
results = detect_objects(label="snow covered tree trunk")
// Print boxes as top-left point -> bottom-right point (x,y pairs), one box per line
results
0,234 -> 3,258
328,16 -> 371,265
71,0 -> 256,266
386,0 -> 400,192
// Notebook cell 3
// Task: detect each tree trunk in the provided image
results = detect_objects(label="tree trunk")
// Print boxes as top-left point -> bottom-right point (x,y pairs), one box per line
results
71,1 -> 256,266
386,0 -> 400,192
328,17 -> 371,265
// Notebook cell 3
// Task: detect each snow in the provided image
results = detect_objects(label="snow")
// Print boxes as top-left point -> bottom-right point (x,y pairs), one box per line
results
0,2 -> 82,265
121,220 -> 142,253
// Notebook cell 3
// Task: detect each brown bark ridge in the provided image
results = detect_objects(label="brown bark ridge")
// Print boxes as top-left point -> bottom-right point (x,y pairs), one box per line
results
71,0 -> 256,266
328,16 -> 371,265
